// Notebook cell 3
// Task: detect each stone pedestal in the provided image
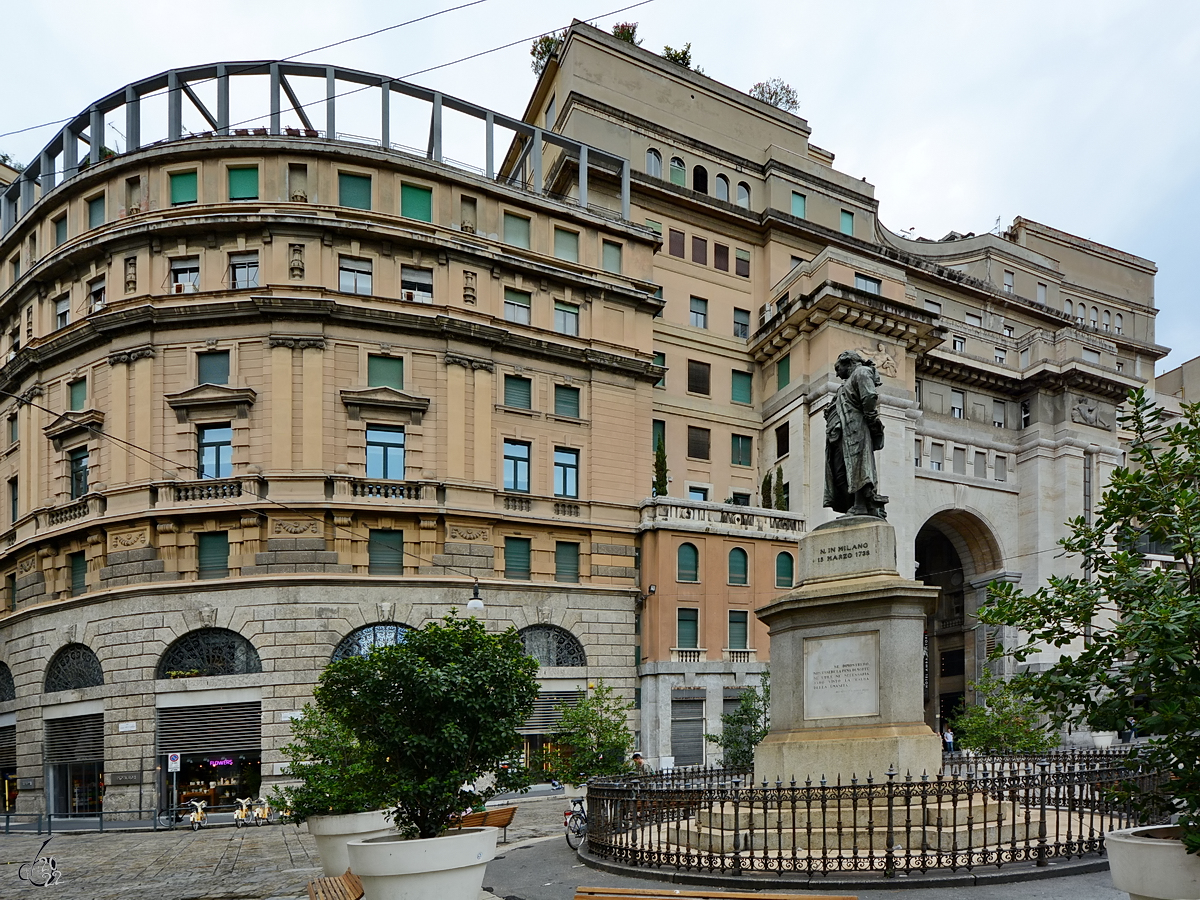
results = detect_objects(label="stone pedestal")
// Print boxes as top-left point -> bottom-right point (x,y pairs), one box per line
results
755,516 -> 942,783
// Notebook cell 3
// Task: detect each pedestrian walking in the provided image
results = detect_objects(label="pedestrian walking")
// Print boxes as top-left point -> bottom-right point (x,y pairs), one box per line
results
943,727 -> 955,753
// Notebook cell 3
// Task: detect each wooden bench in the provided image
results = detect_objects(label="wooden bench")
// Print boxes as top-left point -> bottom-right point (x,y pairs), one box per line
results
307,869 -> 363,900
449,804 -> 517,842
574,888 -> 857,900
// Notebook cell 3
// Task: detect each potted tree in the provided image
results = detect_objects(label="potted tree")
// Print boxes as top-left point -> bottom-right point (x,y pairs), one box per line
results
979,390 -> 1200,900
316,613 -> 539,900
273,706 -> 400,877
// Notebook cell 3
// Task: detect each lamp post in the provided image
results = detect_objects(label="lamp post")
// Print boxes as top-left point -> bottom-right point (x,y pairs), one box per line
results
466,580 -> 485,616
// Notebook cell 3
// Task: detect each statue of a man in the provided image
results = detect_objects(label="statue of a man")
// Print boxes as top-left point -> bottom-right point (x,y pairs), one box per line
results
824,350 -> 888,519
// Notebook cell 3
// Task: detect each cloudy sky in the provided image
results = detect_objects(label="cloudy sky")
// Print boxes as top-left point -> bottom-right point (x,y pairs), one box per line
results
3,0 -> 1197,373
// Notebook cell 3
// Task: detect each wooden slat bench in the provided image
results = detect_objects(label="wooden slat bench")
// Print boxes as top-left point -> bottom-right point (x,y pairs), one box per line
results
574,888 -> 857,900
307,869 -> 363,900
449,804 -> 518,842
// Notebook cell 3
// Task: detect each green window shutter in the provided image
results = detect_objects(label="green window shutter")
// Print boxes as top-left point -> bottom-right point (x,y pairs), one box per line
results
841,210 -> 855,235
669,158 -> 686,187
170,171 -> 198,205
504,375 -> 532,408
731,370 -> 752,404
70,552 -> 87,596
602,241 -> 622,273
197,351 -> 230,385
728,548 -> 748,585
228,166 -> 259,200
677,543 -> 699,582
791,192 -> 806,218
504,213 -> 531,248
731,434 -> 752,467
777,354 -> 791,390
728,611 -> 748,649
55,217 -> 68,246
339,173 -> 372,210
401,184 -> 433,222
554,228 -> 579,262
197,532 -> 229,580
554,385 -> 580,418
88,197 -> 105,228
776,552 -> 795,588
555,542 -> 580,583
505,537 -> 531,580
677,608 -> 698,647
368,529 -> 404,575
368,355 -> 404,390
69,380 -> 87,411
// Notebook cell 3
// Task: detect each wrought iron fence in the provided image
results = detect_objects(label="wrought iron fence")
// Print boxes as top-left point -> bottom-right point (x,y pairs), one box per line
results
585,751 -> 1164,877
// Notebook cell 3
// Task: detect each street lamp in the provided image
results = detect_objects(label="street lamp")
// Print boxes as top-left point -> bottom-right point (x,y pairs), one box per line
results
466,580 -> 485,615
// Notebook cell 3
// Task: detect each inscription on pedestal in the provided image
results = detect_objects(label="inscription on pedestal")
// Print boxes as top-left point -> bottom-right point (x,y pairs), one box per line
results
813,539 -> 872,566
804,632 -> 880,719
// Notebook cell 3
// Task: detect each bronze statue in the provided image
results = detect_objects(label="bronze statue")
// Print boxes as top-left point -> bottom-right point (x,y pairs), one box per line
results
824,350 -> 888,519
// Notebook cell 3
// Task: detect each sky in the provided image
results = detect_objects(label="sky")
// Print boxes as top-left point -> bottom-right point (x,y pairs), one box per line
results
2,0 -> 1198,373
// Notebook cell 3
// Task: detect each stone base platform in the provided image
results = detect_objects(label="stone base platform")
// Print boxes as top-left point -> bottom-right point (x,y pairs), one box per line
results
755,721 -> 944,786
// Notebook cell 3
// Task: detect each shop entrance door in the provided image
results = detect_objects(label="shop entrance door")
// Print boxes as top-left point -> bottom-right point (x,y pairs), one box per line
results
156,701 -> 262,815
44,713 -> 104,816
51,761 -> 103,816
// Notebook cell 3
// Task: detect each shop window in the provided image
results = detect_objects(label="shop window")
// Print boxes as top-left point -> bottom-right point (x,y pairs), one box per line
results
198,351 -> 230,386
69,447 -> 89,498
520,624 -> 585,664
504,288 -> 531,325
715,174 -> 729,202
687,360 -> 711,395
339,256 -> 372,295
554,448 -> 579,497
503,213 -> 531,248
776,552 -> 794,588
366,425 -> 405,479
729,610 -> 749,649
400,266 -> 433,303
554,384 -> 580,417
332,622 -> 411,660
554,301 -> 579,336
689,296 -> 708,328
728,548 -> 748,585
687,426 -> 710,460
646,148 -> 662,178
339,172 -> 372,210
602,240 -> 622,273
197,423 -> 232,479
170,171 -> 198,206
503,440 -> 530,492
197,532 -> 230,580
732,370 -> 752,405
504,374 -> 532,409
731,433 -> 752,467
553,543 -> 580,584
171,256 -> 200,293
228,166 -> 258,201
368,529 -> 404,575
367,355 -> 403,390
554,227 -> 579,262
229,251 -> 259,289
670,157 -> 686,186
677,607 -> 699,644
400,183 -> 433,222
505,536 -> 531,580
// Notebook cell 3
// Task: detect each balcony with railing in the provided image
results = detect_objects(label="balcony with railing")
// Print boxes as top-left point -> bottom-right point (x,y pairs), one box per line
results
670,648 -> 706,663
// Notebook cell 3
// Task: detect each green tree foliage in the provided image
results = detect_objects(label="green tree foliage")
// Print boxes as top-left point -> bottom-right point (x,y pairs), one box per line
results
654,435 -> 668,496
980,389 -> 1200,851
542,680 -> 634,786
661,43 -> 693,69
761,470 -> 774,509
314,614 -> 539,839
952,669 -> 1059,754
531,31 -> 565,76
749,78 -> 799,112
773,466 -> 786,510
611,22 -> 642,45
0,152 -> 25,172
705,671 -> 770,767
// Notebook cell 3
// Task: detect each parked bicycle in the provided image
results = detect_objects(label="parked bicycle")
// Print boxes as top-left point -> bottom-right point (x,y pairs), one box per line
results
251,797 -> 273,826
233,797 -> 254,828
564,796 -> 586,849
187,799 -> 208,831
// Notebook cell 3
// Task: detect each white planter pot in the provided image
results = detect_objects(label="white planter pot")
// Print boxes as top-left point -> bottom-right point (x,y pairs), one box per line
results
1107,825 -> 1200,900
1093,731 -> 1119,749
306,810 -> 395,877
347,826 -> 498,900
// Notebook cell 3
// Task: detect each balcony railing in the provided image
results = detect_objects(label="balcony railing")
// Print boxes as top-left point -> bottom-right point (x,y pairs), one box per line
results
671,648 -> 705,663
640,498 -> 804,538
174,479 -> 244,502
722,649 -> 756,664
47,498 -> 91,526
351,480 -> 424,500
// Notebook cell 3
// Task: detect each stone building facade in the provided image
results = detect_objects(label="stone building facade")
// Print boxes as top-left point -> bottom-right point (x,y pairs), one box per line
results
0,33 -> 1168,816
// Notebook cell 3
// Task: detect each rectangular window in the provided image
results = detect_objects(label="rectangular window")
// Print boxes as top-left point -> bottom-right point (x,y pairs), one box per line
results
69,551 -> 87,596
227,166 -> 258,200
731,433 -> 752,467
229,252 -> 259,289
602,240 -> 622,273
714,243 -> 729,271
668,229 -> 685,258
914,439 -> 922,467
88,277 -> 106,311
503,213 -> 531,248
69,379 -> 86,411
953,446 -> 967,475
775,422 -> 790,458
687,426 -> 711,460
170,171 -> 198,206
677,609 -> 699,648
54,216 -> 67,246
88,196 -> 105,228
688,486 -> 709,502
8,477 -> 17,524
974,451 -> 987,478
653,351 -> 666,388
995,455 -> 1008,481
645,218 -> 662,235
994,348 -> 1007,365
554,448 -> 579,497
1020,348 -> 1030,367
400,183 -> 433,222
791,191 -> 807,218
952,335 -> 965,352
505,536 -> 531,580
731,370 -> 752,404
730,492 -> 750,506
951,390 -> 964,419
554,301 -> 579,336
1003,270 -> 1015,293
503,440 -> 530,492
993,400 -> 1006,428
367,355 -> 403,390
368,529 -> 404,575
197,532 -> 230,580
197,424 -> 232,479
7,416 -> 16,446
965,312 -> 982,328
691,236 -> 707,265
925,299 -> 942,315
338,256 -> 372,295
338,172 -> 372,210
553,227 -> 579,262
728,611 -> 748,650
366,425 -> 405,479
554,384 -> 580,418
198,350 -> 230,385
170,256 -> 200,293
855,273 -> 882,295
1037,282 -> 1047,304
55,296 -> 71,330
653,419 -> 666,452
687,360 -> 711,395
503,374 -> 532,409
545,94 -> 556,128
930,443 -> 944,471
400,266 -> 433,303
1003,325 -> 1015,337
1021,399 -> 1031,428
777,354 -> 791,390
733,307 -> 750,339
1082,347 -> 1101,364
840,210 -> 855,235
689,296 -> 708,328
69,447 -> 90,498
735,248 -> 750,278
503,288 -> 531,325
555,542 -> 580,583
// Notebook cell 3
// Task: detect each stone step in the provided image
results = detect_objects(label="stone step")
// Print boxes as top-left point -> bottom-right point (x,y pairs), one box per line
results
692,797 -> 1018,830
669,818 -> 1038,853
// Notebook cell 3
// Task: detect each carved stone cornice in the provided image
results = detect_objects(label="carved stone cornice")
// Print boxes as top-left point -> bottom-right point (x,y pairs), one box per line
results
444,351 -> 494,371
269,336 -> 326,350
108,346 -> 155,366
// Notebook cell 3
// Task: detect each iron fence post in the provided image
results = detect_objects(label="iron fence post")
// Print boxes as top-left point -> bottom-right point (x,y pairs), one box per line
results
1037,758 -> 1049,867
885,765 -> 897,876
